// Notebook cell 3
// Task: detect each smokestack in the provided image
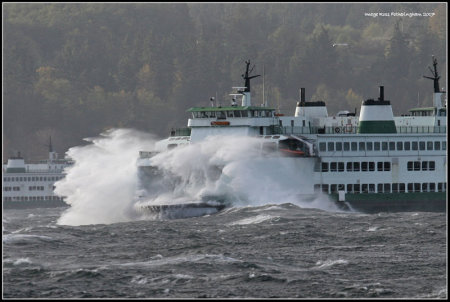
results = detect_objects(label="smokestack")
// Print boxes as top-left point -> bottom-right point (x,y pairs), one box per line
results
378,86 -> 384,101
301,88 -> 306,103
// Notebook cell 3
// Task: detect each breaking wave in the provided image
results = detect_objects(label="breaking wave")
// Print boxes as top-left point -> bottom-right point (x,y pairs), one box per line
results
56,129 -> 340,226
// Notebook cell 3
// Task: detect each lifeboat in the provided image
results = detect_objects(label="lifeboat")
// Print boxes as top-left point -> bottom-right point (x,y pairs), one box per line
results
211,121 -> 230,126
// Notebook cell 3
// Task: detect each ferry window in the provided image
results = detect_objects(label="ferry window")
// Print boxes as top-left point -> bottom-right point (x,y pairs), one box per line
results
234,111 -> 241,118
347,184 -> 353,193
413,161 -> 420,171
338,162 -> 344,172
443,141 -> 446,150
437,183 -> 443,192
336,142 -> 342,151
322,162 -> 329,172
366,142 -> 373,151
354,184 -> 360,193
422,161 -> 428,171
430,183 -> 435,192
382,142 -> 388,151
328,142 -> 334,151
322,184 -> 329,193
399,183 -> 405,193
392,183 -> 399,193
359,142 -> 365,151
369,162 -> 375,171
412,142 -> 418,150
419,142 -> 425,150
319,142 -> 326,152
217,111 -> 226,119
346,162 -> 353,171
227,111 -> 234,118
351,142 -> 357,151
374,142 -> 380,151
389,142 -> 395,151
330,162 -> 337,172
241,111 -> 248,117
429,161 -> 435,171
427,141 -> 433,150
362,162 -> 368,171
353,162 -> 360,172
377,162 -> 382,171
404,141 -> 410,150
422,183 -> 428,192
344,142 -> 350,151
369,184 -> 375,193
414,183 -> 420,192
397,142 -> 403,151
338,184 -> 345,191
362,184 -> 368,193
384,162 -> 391,171
384,183 -> 391,193
407,161 -> 413,171
434,141 -> 440,150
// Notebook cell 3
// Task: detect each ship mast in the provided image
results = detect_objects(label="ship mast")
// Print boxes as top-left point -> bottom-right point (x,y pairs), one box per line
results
423,56 -> 445,109
423,55 -> 441,93
237,60 -> 260,106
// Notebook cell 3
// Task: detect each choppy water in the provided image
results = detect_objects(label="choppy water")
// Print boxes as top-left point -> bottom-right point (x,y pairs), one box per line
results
3,205 -> 447,298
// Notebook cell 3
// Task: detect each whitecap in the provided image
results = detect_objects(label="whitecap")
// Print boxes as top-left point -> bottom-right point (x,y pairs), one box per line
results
227,214 -> 275,226
315,259 -> 349,269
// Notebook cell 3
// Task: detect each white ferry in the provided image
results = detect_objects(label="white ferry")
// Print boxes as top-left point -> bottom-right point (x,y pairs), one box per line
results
136,57 -> 447,216
2,139 -> 73,209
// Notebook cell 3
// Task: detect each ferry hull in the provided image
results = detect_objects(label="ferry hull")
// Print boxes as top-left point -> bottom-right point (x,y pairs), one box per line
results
332,192 -> 446,213
3,199 -> 69,210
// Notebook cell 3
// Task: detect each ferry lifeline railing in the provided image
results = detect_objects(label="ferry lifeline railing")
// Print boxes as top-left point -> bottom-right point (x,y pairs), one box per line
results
270,125 -> 447,135
169,125 -> 446,137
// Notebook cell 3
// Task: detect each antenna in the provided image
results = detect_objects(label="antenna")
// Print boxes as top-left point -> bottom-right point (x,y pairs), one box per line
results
263,64 -> 265,107
423,56 -> 441,93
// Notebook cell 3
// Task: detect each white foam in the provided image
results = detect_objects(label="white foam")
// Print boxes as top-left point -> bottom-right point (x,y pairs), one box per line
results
227,214 -> 275,226
315,259 -> 349,269
56,130 -> 343,226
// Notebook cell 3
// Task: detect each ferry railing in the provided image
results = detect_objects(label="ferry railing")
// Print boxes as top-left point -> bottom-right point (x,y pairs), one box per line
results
396,126 -> 447,133
269,125 -> 447,135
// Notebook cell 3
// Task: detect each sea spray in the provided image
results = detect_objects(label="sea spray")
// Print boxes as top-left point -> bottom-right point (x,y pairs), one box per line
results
137,135 -> 340,211
57,130 -> 340,226
55,129 -> 156,226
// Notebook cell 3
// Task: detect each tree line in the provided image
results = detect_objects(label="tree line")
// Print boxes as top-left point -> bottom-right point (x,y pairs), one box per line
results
3,3 -> 446,161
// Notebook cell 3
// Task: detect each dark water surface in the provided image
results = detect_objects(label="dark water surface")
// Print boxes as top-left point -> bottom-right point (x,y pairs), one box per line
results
3,205 -> 447,298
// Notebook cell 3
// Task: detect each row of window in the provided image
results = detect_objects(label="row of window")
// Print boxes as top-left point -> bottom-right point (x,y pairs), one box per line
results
321,160 -> 437,173
321,161 -> 391,172
3,186 -> 46,191
3,186 -> 20,191
316,182 -> 447,194
319,140 -> 446,152
3,176 -> 64,182
407,161 -> 436,171
3,196 -> 64,202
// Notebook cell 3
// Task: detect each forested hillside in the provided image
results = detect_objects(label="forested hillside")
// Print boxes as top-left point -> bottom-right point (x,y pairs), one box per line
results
3,3 -> 447,161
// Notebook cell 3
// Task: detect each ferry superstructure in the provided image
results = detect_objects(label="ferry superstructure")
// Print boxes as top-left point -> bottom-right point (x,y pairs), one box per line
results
137,58 -> 447,214
2,139 -> 73,209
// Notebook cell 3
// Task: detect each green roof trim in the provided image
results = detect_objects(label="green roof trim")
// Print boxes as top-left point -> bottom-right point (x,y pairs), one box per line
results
408,107 -> 435,112
187,106 -> 275,112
